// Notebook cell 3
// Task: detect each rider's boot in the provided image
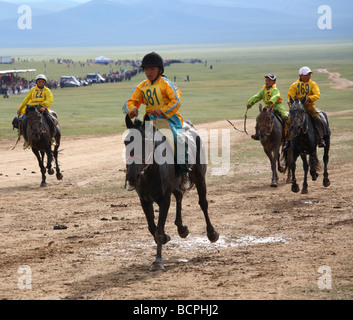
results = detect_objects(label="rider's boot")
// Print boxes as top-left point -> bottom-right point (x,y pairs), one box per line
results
251,123 -> 260,140
43,110 -> 57,146
314,116 -> 326,148
22,118 -> 30,149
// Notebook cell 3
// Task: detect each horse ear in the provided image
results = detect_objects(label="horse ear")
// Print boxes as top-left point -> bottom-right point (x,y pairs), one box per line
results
144,114 -> 150,123
125,114 -> 134,129
301,95 -> 307,106
289,97 -> 294,105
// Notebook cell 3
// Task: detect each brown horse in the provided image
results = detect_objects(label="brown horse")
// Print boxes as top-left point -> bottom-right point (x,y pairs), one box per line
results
124,114 -> 219,271
25,104 -> 63,187
256,104 -> 290,187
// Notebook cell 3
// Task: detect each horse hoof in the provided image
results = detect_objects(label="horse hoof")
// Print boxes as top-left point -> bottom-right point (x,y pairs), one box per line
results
291,185 -> 300,193
178,226 -> 189,238
301,189 -> 308,194
312,173 -> 319,181
323,180 -> 330,187
57,173 -> 63,180
208,230 -> 219,243
48,168 -> 54,175
270,182 -> 278,188
40,182 -> 47,188
150,261 -> 165,272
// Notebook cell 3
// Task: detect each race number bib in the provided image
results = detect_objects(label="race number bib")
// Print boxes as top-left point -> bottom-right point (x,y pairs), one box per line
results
140,83 -> 164,109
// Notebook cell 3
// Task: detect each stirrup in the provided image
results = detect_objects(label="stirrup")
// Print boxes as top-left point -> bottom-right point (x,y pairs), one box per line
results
23,141 -> 30,150
51,137 -> 57,146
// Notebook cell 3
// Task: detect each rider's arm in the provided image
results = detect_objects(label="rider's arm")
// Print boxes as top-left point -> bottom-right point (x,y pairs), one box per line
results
247,88 -> 264,108
308,81 -> 321,103
269,87 -> 282,105
159,79 -> 181,119
126,84 -> 144,118
40,87 -> 54,109
17,88 -> 33,115
287,81 -> 298,103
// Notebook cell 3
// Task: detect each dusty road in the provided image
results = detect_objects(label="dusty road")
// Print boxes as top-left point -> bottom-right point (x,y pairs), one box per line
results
0,118 -> 352,300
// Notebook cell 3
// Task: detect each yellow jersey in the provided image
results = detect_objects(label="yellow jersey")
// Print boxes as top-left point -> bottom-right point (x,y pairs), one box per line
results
18,85 -> 54,115
127,76 -> 182,121
287,79 -> 320,106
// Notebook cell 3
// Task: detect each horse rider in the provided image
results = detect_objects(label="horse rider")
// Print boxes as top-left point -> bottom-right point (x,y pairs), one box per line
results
284,66 -> 326,150
246,74 -> 288,140
123,52 -> 190,190
17,74 -> 57,149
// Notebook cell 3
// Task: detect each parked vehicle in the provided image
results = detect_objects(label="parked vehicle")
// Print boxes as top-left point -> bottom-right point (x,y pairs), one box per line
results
60,76 -> 81,87
86,73 -> 106,83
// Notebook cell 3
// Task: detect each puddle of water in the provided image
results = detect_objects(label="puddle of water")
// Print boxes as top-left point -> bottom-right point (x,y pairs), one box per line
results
84,235 -> 290,257
303,200 -> 325,204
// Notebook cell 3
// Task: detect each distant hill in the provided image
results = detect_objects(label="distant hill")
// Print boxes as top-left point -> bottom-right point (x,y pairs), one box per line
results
0,0 -> 352,48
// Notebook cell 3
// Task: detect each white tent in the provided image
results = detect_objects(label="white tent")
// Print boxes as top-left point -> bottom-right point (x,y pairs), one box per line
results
94,56 -> 111,64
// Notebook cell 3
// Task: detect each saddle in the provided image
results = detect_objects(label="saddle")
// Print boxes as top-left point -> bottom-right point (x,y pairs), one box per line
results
273,110 -> 286,127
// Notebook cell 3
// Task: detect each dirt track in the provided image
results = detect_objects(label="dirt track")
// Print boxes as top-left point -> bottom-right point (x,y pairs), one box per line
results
0,118 -> 352,300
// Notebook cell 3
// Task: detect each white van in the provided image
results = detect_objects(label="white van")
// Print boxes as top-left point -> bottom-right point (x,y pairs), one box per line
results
86,73 -> 106,83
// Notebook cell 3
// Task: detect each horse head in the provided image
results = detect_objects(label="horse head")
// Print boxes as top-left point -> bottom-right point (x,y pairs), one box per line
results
25,104 -> 43,140
124,114 -> 156,188
289,97 -> 308,138
257,104 -> 273,140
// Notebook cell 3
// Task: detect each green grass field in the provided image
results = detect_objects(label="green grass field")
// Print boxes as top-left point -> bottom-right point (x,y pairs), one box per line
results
1,41 -> 352,141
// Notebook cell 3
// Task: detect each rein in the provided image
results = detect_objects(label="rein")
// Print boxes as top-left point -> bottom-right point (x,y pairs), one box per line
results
11,118 -> 21,150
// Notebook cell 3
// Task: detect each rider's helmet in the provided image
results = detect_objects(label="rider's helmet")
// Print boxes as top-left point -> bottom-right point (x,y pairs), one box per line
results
35,74 -> 47,83
141,52 -> 164,74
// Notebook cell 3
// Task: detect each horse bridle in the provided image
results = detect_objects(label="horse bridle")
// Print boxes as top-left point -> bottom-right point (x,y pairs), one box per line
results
290,106 -> 308,135
258,112 -> 274,136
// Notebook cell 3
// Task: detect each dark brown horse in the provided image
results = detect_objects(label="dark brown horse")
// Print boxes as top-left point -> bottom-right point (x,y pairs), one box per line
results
256,104 -> 290,187
25,104 -> 63,187
124,114 -> 219,271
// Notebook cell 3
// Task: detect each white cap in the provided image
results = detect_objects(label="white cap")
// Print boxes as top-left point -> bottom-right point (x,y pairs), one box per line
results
299,66 -> 312,76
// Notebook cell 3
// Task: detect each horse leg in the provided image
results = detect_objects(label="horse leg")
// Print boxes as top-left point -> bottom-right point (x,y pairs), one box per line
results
301,154 -> 309,194
290,151 -> 300,193
265,149 -> 277,188
53,144 -> 63,180
45,147 -> 55,175
32,149 -> 47,187
140,199 -> 157,238
194,166 -> 219,243
323,137 -> 330,187
173,188 -> 189,238
285,149 -> 292,184
150,195 -> 171,271
309,152 -> 319,181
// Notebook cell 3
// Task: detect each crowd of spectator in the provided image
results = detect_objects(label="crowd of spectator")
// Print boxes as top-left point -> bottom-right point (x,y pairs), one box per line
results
1,57 -> 191,97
